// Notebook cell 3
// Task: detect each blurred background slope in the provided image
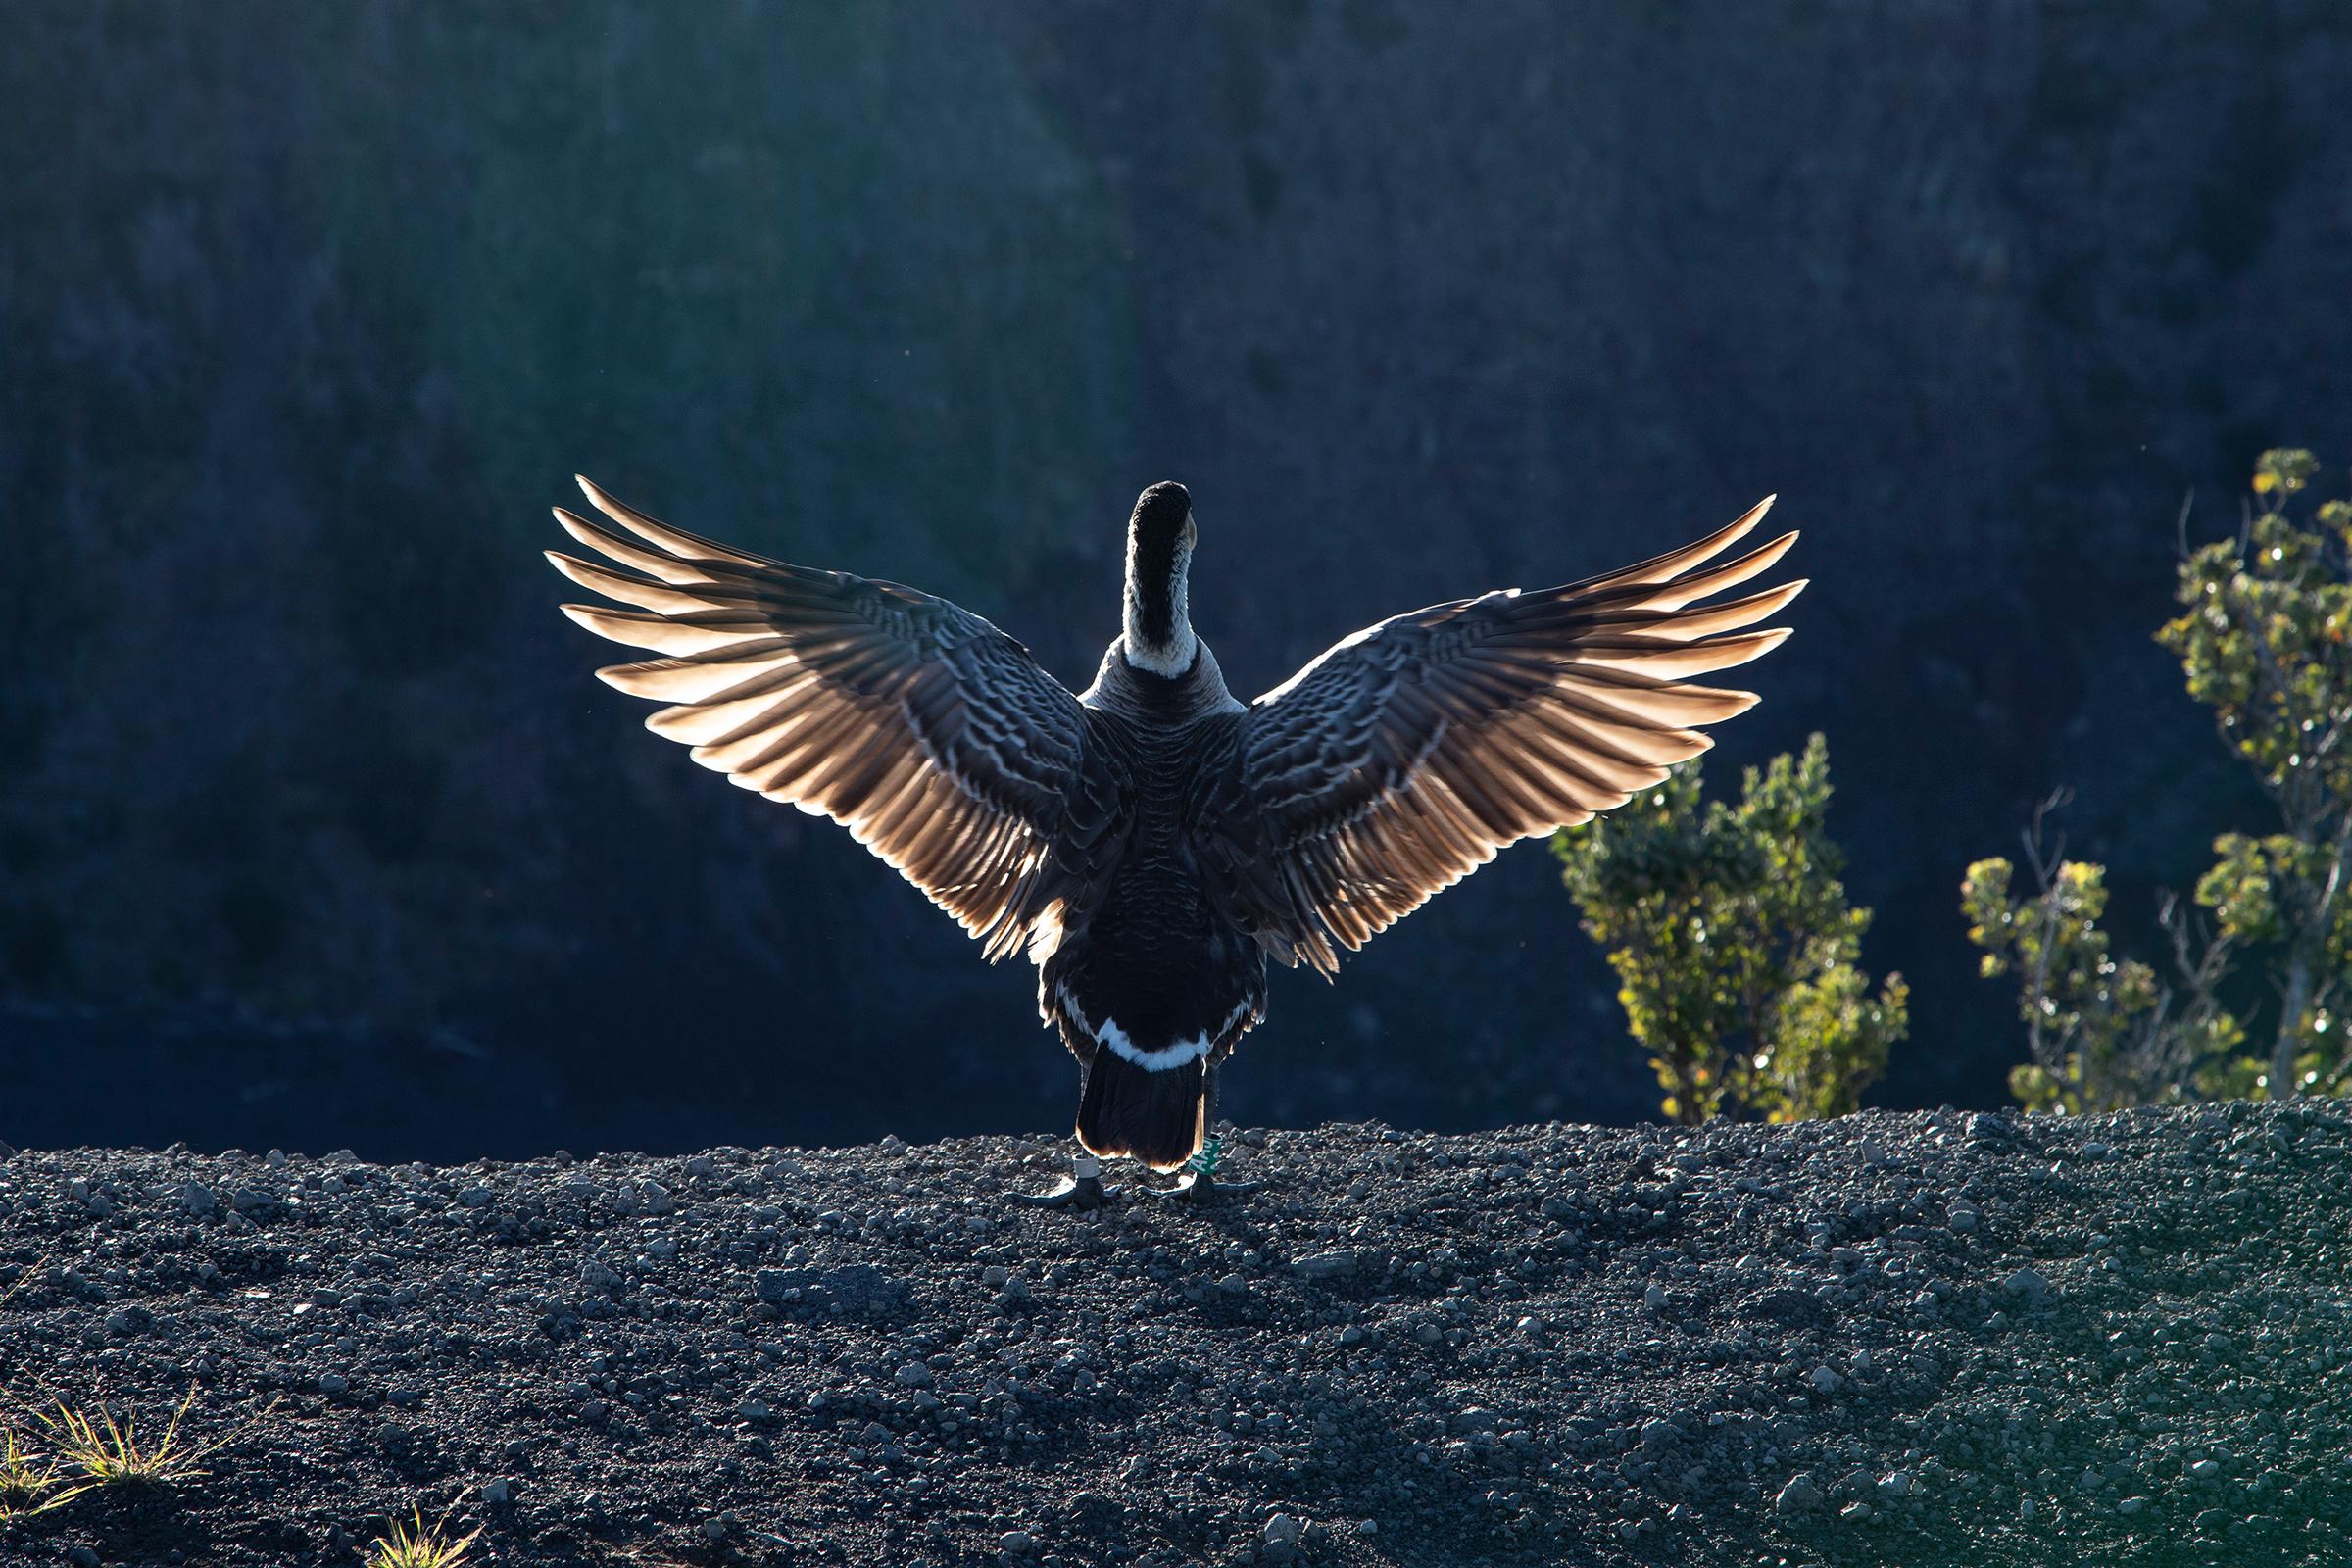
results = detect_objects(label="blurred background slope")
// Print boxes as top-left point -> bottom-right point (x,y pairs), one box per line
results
4,1 -> 2348,1158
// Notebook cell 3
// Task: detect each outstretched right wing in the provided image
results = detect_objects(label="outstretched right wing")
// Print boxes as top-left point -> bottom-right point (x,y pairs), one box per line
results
1235,498 -> 1800,971
549,478 -> 1089,960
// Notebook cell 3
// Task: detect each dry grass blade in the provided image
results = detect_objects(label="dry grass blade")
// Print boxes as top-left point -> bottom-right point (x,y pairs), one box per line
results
365,1503 -> 483,1568
0,1423 -> 87,1521
0,1252 -> 52,1308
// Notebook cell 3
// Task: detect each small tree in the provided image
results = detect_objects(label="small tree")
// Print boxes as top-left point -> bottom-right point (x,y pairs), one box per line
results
1966,449 -> 2352,1109
1554,733 -> 1906,1124
1962,797 -> 2240,1113
2156,448 -> 2352,1098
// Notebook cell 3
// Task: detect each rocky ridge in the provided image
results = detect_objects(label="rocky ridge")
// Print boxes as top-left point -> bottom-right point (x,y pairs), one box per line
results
0,1102 -> 2345,1566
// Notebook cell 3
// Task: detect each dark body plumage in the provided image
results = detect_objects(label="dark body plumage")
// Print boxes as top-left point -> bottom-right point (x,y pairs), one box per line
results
550,478 -> 1802,1170
1049,653 -> 1260,1168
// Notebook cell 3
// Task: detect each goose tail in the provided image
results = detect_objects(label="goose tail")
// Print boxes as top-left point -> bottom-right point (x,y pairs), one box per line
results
1075,1048 -> 1205,1172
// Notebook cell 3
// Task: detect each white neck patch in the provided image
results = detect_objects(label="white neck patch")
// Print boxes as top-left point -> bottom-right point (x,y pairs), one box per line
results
1123,539 -> 1195,677
1122,624 -> 1198,678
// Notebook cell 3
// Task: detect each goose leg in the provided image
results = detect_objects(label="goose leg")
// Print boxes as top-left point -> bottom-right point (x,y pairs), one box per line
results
1147,1070 -> 1266,1204
1015,1151 -> 1119,1209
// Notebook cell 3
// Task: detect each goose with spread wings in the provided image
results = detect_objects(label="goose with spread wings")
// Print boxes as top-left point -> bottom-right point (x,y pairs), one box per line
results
549,479 -> 1801,1202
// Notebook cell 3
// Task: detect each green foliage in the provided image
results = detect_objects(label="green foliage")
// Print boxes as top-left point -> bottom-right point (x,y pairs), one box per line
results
1961,844 -> 2239,1113
2156,449 -> 2352,1097
1969,449 -> 2352,1109
1554,734 -> 1906,1124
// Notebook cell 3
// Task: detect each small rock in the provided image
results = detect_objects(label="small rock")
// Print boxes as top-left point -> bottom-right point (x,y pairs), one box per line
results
2190,1458 -> 2222,1480
1644,1284 -> 1668,1312
2021,1496 -> 2038,1522
1968,1111 -> 2013,1141
894,1363 -> 934,1388
181,1183 -> 217,1216
1640,1418 -> 1680,1448
1879,1470 -> 1915,1499
1263,1513 -> 1302,1546
1292,1250 -> 1356,1280
482,1477 -> 513,1506
69,1548 -> 99,1568
2119,1495 -> 2149,1516
1811,1366 -> 1843,1394
981,1265 -> 1010,1288
1946,1205 -> 1978,1232
459,1187 -> 492,1208
640,1181 -> 675,1215
1776,1476 -> 1824,1514
1841,1501 -> 1873,1521
319,1374 -> 349,1396
2004,1266 -> 2050,1298
1000,1530 -> 1035,1555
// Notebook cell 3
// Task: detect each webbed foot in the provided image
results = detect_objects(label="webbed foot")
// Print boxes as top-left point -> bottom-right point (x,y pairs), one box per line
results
1142,1135 -> 1264,1204
1014,1154 -> 1119,1209
1144,1170 -> 1267,1205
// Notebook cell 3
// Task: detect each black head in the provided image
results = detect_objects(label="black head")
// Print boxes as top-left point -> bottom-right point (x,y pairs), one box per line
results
1129,481 -> 1194,553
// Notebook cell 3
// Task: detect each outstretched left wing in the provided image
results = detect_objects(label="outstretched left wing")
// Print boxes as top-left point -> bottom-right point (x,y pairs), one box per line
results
1234,498 -> 1801,972
549,478 -> 1088,959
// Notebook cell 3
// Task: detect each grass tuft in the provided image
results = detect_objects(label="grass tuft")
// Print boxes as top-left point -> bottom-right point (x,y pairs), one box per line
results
365,1504 -> 482,1568
0,1424 -> 83,1521
32,1385 -> 225,1489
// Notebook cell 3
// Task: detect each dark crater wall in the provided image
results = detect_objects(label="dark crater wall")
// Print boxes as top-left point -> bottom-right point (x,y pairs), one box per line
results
5,3 -> 2351,1158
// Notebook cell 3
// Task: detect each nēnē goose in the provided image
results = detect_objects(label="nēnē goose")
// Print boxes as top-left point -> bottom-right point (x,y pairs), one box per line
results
548,479 -> 1801,1202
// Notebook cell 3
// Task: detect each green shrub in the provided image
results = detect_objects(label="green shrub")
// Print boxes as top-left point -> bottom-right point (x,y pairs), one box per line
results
2157,448 -> 2352,1098
1554,733 -> 1906,1124
1961,810 -> 2239,1113
1969,448 -> 2352,1107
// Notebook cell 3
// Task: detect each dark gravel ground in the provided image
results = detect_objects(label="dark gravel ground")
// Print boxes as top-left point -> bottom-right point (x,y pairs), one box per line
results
0,1102 -> 2346,1567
